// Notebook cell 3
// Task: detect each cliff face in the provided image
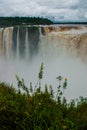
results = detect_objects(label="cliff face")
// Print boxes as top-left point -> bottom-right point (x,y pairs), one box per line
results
0,25 -> 87,61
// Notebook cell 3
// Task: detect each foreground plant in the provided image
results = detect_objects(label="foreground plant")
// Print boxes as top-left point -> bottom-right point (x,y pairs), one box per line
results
0,64 -> 87,130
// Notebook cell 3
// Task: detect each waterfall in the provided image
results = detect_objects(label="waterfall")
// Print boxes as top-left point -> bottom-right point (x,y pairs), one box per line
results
0,25 -> 87,101
0,27 -> 13,59
0,25 -> 87,61
16,27 -> 19,59
39,25 -> 87,62
0,28 -> 4,56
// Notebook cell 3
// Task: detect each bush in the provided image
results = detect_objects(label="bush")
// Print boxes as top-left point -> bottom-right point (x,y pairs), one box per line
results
0,64 -> 87,129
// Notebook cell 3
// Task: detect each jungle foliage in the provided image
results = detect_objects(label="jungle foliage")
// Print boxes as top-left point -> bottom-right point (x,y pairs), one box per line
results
0,17 -> 53,27
0,63 -> 87,130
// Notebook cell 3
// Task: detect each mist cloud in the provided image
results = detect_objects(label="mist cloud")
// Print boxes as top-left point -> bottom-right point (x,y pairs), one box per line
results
0,0 -> 87,22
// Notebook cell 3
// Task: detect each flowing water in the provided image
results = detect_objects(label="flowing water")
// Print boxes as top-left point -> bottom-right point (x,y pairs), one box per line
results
0,24 -> 87,101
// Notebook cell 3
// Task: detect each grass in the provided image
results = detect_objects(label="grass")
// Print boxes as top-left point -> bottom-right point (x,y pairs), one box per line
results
0,63 -> 87,130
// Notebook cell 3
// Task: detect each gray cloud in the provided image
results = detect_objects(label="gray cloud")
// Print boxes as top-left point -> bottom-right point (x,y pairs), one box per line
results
0,0 -> 87,22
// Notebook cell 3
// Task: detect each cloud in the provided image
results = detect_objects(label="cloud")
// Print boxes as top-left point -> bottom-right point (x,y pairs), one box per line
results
0,0 -> 87,22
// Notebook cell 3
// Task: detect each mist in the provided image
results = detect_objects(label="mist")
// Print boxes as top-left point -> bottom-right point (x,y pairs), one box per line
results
0,52 -> 87,102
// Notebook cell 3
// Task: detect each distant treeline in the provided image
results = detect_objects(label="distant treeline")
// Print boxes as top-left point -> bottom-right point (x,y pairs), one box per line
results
54,22 -> 87,24
0,17 -> 53,27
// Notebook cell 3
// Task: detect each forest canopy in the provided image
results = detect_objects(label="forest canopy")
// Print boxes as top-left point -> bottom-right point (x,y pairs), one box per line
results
0,17 -> 53,27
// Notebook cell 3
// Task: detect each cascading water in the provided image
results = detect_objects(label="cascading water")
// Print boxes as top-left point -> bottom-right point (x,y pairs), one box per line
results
0,25 -> 87,101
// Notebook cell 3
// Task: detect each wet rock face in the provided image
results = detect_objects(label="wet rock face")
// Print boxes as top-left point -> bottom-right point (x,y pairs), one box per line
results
41,27 -> 45,35
12,27 -> 18,57
19,27 -> 26,58
28,27 -> 40,58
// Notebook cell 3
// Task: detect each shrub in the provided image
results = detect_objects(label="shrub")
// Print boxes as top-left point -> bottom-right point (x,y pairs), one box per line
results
0,64 -> 87,129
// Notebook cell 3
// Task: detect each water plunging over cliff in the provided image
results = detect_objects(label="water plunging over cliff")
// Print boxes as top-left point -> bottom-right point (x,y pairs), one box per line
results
0,25 -> 87,100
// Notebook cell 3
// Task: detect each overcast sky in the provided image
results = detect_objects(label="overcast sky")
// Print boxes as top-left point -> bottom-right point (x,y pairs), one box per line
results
0,0 -> 87,22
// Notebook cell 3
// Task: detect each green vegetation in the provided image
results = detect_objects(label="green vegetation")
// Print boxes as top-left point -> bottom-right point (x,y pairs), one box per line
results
0,17 -> 53,27
0,63 -> 87,129
54,21 -> 87,24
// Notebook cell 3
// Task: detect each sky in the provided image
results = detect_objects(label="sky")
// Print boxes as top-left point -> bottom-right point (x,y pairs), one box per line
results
0,0 -> 87,22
